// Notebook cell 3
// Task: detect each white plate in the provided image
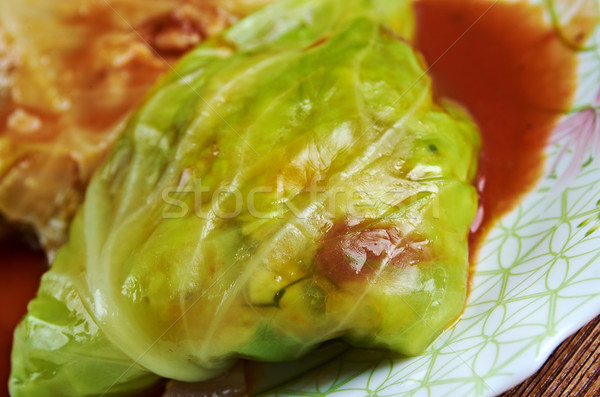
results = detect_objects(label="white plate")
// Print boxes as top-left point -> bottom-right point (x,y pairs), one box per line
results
253,3 -> 600,396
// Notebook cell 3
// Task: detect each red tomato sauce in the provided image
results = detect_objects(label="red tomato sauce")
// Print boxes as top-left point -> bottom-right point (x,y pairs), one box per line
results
414,0 -> 587,260
0,238 -> 46,396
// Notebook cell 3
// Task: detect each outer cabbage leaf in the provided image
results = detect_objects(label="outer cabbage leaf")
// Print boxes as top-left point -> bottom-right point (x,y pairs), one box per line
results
10,0 -> 478,395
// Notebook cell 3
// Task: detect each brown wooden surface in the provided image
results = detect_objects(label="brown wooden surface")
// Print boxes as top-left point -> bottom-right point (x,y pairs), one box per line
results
501,316 -> 600,397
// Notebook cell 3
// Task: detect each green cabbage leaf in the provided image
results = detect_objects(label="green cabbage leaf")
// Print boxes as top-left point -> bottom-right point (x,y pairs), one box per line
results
10,0 -> 479,395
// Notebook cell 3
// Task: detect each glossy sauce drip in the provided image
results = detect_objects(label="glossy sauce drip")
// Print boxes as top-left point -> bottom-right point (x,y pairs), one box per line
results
315,221 -> 429,284
414,0 -> 586,260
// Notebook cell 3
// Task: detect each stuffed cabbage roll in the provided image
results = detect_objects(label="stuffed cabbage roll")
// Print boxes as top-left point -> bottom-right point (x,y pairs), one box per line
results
0,0 -> 273,254
10,0 -> 478,395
